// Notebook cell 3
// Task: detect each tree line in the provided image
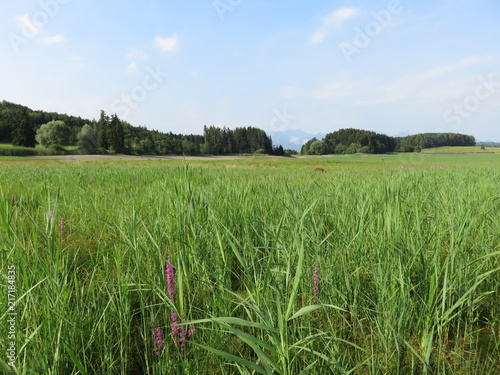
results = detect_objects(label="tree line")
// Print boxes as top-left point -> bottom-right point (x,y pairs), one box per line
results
0,101 -> 286,155
0,100 -> 88,143
301,128 -> 476,155
2,101 -> 477,156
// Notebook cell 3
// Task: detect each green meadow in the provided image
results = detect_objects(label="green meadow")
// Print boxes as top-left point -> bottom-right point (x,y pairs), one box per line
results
0,143 -> 79,157
1,152 -> 499,374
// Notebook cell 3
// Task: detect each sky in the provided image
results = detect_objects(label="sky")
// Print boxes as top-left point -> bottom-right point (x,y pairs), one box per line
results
1,0 -> 499,148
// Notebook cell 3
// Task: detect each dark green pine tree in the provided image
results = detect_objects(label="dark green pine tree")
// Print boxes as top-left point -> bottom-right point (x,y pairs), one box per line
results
11,106 -> 36,147
96,110 -> 110,149
110,114 -> 125,153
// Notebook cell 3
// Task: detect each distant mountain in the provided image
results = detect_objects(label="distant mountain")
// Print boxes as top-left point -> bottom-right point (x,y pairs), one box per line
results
477,141 -> 500,147
269,129 -> 325,151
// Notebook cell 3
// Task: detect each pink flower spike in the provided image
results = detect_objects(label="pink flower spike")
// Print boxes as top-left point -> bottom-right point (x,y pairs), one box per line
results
165,262 -> 175,301
153,327 -> 164,356
171,310 -> 179,336
60,218 -> 65,235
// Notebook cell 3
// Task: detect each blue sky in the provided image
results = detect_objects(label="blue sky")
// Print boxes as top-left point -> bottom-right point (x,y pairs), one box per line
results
1,0 -> 499,147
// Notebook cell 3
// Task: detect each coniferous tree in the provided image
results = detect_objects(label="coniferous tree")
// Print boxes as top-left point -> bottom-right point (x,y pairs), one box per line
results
96,110 -> 110,149
110,114 -> 125,152
12,107 -> 36,147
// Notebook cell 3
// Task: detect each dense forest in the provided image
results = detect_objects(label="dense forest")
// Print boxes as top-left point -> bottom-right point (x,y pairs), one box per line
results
301,128 -> 476,155
0,101 -> 285,155
1,101 -> 477,156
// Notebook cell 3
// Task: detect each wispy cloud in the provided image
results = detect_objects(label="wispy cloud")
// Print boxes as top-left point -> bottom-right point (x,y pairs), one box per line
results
15,14 -> 41,35
127,47 -> 149,60
281,86 -> 299,99
310,55 -> 495,107
310,7 -> 360,44
289,136 -> 308,145
419,55 -> 492,80
127,62 -> 138,73
154,35 -> 179,52
312,79 -> 374,100
42,34 -> 66,44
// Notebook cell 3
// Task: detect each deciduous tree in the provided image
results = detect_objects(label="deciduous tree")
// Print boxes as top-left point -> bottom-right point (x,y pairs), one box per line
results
35,120 -> 72,147
77,124 -> 98,153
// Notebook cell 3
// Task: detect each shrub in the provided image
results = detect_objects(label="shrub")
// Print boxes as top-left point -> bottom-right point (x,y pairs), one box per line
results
35,120 -> 72,147
47,144 -> 68,153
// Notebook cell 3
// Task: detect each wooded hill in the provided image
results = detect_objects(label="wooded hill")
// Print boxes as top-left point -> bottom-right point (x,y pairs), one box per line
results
0,101 -> 284,155
1,101 -> 477,156
301,128 -> 476,155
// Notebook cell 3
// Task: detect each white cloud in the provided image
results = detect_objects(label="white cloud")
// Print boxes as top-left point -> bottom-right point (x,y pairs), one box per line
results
310,31 -> 327,45
309,65 -> 490,112
289,136 -> 308,145
419,55 -> 492,80
42,34 -> 66,44
281,86 -> 299,99
154,35 -> 179,52
127,47 -> 149,60
127,62 -> 138,73
310,7 -> 360,44
15,14 -> 41,35
312,79 -> 374,100
311,55 -> 497,107
190,69 -> 199,77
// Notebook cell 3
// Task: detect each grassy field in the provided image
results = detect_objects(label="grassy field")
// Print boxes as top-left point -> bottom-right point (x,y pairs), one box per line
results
421,146 -> 500,154
0,143 -> 78,157
0,153 -> 499,374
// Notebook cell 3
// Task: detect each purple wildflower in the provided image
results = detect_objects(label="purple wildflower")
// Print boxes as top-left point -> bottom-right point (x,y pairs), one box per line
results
165,260 -> 195,355
60,218 -> 65,235
13,195 -> 17,206
313,267 -> 319,303
166,262 -> 175,301
171,310 -> 179,335
179,320 -> 188,355
153,327 -> 164,356
166,262 -> 181,343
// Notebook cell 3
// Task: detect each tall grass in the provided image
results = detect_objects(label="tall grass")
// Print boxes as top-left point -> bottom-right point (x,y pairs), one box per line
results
0,162 -> 499,374
0,144 -> 76,156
